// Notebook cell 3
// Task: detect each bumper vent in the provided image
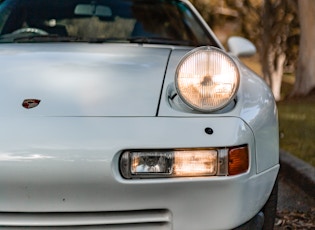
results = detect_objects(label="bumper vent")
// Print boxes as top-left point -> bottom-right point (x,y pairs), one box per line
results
0,209 -> 172,230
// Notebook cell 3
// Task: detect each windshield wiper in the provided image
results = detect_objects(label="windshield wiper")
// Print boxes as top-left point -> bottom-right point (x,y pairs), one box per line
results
0,33 -> 194,45
87,37 -> 130,43
127,36 -> 193,46
12,35 -> 84,43
86,36 -> 193,45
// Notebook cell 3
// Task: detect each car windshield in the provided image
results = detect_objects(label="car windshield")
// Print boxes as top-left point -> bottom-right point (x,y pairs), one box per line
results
0,0 -> 216,46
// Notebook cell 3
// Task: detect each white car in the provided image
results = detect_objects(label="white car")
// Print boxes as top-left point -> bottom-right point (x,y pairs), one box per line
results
0,0 -> 279,229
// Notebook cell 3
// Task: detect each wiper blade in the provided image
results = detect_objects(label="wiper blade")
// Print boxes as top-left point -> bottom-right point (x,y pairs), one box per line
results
86,37 -> 192,45
87,37 -> 129,43
12,35 -> 84,43
0,33 -> 194,45
127,36 -> 193,46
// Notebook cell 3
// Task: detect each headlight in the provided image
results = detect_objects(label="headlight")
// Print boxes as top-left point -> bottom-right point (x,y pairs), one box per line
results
175,46 -> 240,112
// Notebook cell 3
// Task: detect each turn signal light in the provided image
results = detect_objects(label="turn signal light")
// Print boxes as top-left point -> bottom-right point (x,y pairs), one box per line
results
228,146 -> 249,175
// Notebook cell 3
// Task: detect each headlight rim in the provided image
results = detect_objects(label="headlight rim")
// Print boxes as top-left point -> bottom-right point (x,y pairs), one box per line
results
175,46 -> 240,113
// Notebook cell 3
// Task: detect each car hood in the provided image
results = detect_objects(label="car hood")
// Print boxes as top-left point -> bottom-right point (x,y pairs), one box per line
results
0,44 -> 172,116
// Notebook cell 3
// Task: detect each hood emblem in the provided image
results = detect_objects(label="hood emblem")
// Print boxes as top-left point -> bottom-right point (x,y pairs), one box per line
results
22,99 -> 41,109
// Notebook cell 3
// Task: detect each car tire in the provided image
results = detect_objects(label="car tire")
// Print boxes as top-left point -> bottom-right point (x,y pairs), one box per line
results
262,177 -> 278,230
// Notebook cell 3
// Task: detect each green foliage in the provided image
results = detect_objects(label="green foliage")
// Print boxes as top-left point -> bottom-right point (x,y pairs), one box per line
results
244,58 -> 314,166
278,78 -> 315,167
278,100 -> 315,167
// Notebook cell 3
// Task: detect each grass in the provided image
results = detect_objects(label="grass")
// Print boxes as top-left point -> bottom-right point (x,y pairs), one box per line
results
241,58 -> 315,167
277,77 -> 315,167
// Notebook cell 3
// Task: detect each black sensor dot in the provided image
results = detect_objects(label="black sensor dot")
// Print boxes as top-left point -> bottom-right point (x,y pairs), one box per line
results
205,127 -> 214,135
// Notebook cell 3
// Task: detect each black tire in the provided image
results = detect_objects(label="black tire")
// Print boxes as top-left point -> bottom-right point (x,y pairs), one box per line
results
262,178 -> 278,230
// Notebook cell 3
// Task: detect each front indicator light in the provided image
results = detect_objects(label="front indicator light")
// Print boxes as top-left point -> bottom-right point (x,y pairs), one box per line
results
228,146 -> 249,176
120,146 -> 249,179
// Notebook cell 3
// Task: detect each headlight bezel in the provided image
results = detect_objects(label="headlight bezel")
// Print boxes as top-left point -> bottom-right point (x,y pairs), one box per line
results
119,146 -> 249,179
175,46 -> 240,113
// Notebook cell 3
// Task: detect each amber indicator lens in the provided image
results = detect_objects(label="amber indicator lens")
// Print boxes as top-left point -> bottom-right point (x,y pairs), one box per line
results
228,146 -> 249,176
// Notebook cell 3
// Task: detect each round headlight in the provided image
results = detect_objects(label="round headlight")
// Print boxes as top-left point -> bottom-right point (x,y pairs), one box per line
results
175,46 -> 240,112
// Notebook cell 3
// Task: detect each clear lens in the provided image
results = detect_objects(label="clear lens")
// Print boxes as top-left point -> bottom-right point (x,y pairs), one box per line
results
173,150 -> 217,176
175,46 -> 240,112
130,152 -> 173,175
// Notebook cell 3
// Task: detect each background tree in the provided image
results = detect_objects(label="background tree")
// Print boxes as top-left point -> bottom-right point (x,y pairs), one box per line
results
259,0 -> 296,101
191,0 -> 299,101
291,0 -> 315,96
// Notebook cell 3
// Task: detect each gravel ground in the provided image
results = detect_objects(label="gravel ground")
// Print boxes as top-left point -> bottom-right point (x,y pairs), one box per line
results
275,172 -> 315,229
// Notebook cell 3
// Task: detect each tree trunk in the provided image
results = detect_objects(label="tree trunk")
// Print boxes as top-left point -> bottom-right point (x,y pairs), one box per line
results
271,53 -> 286,101
260,0 -> 287,102
291,0 -> 315,96
261,48 -> 285,101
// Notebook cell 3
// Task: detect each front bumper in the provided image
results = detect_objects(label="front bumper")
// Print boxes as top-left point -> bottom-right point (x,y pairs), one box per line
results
0,116 -> 279,229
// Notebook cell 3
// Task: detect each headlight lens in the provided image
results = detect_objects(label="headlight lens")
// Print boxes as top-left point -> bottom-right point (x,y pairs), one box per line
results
175,46 -> 240,112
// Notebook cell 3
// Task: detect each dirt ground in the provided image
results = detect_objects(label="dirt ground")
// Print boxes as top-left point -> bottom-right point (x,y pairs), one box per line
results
275,172 -> 315,229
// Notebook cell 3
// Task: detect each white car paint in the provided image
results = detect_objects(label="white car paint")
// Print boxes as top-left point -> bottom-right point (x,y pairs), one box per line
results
0,43 -> 279,229
0,44 -> 171,116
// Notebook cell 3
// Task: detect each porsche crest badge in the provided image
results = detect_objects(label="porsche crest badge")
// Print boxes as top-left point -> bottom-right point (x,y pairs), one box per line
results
22,99 -> 41,109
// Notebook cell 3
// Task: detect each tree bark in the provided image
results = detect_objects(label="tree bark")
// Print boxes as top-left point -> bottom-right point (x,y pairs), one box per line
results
260,0 -> 288,101
272,53 -> 286,101
291,0 -> 315,96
